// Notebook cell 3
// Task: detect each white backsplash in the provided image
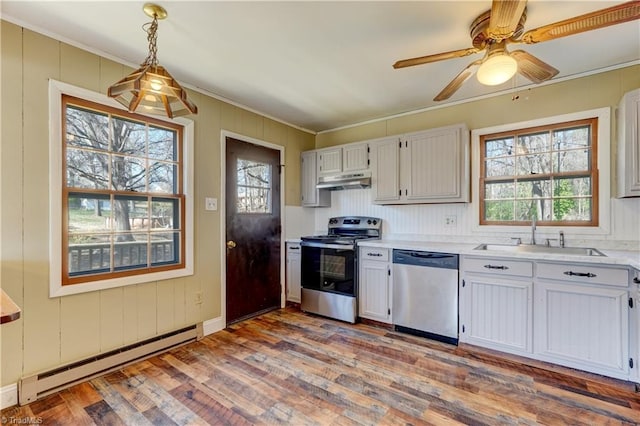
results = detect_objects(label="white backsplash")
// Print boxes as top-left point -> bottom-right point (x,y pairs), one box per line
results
284,205 -> 316,240
289,188 -> 640,250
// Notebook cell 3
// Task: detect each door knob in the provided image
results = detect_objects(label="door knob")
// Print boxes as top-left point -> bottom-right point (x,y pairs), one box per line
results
226,240 -> 237,249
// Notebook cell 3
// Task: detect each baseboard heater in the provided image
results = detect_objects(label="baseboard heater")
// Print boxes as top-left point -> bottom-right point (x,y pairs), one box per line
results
18,323 -> 203,406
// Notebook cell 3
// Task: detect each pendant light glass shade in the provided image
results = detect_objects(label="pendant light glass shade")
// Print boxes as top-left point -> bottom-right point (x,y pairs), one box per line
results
108,4 -> 197,118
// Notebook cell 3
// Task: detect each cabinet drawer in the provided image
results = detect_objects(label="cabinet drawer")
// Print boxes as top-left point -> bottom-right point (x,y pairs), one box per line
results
537,262 -> 628,287
360,248 -> 389,261
286,243 -> 301,254
463,257 -> 533,277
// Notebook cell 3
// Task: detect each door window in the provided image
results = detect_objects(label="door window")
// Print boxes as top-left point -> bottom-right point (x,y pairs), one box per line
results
236,158 -> 272,214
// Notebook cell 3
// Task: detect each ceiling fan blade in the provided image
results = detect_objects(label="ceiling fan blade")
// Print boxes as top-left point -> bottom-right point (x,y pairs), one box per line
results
434,60 -> 482,101
488,0 -> 528,40
393,47 -> 480,69
511,50 -> 559,83
521,1 -> 640,44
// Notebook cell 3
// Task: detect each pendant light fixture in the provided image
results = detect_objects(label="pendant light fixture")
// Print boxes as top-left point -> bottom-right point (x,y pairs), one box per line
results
108,3 -> 197,118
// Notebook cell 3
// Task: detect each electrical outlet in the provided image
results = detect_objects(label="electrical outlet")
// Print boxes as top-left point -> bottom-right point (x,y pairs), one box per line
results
194,292 -> 203,305
205,197 -> 217,211
445,215 -> 457,227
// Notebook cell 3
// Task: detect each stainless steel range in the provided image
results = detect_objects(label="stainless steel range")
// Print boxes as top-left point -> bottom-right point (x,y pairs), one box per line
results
300,216 -> 381,323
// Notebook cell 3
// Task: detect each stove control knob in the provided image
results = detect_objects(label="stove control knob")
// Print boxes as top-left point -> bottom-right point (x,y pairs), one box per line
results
372,220 -> 378,225
367,219 -> 372,224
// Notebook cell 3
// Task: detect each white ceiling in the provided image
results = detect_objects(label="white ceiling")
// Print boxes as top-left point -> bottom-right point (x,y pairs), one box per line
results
2,1 -> 639,133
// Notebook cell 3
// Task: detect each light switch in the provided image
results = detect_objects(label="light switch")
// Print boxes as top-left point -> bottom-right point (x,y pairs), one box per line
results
205,197 -> 217,211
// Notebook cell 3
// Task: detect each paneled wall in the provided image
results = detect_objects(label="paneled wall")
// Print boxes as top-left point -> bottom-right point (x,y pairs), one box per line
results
0,21 -> 315,387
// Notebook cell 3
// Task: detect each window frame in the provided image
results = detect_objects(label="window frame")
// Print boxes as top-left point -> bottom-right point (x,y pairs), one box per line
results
471,107 -> 611,236
49,80 -> 194,297
479,118 -> 599,227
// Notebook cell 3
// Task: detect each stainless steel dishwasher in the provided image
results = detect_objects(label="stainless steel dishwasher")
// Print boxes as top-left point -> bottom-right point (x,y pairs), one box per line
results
392,249 -> 459,345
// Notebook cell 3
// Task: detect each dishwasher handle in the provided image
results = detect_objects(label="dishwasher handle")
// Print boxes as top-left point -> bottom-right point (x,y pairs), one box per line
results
393,249 -> 459,269
410,252 -> 455,260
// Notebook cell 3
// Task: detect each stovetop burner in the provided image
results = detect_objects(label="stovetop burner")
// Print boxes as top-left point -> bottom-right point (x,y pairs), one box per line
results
301,216 -> 382,246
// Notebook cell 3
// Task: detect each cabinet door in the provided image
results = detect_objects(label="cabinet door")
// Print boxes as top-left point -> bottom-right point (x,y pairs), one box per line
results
634,270 -> 640,382
371,137 -> 400,203
402,126 -> 468,202
286,244 -> 301,303
359,260 -> 391,323
301,151 -> 330,207
618,88 -> 640,197
317,148 -> 342,176
460,274 -> 532,354
534,281 -> 629,378
343,143 -> 369,172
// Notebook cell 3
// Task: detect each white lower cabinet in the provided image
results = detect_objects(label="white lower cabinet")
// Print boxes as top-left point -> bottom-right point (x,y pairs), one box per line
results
534,280 -> 629,379
461,256 -> 633,382
460,257 -> 533,355
358,247 -> 392,323
285,243 -> 301,303
634,269 -> 640,382
461,275 -> 532,355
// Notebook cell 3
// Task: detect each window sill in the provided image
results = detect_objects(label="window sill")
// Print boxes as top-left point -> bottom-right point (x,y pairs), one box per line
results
49,266 -> 194,297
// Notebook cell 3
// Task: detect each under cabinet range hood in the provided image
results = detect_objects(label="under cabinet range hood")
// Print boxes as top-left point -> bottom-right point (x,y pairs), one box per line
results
316,171 -> 371,190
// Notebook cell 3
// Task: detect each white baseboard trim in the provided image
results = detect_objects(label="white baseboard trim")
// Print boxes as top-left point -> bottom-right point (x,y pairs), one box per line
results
203,316 -> 224,336
1,383 -> 18,409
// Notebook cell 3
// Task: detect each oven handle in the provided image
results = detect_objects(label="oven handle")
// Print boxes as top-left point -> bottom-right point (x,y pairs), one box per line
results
301,242 -> 355,250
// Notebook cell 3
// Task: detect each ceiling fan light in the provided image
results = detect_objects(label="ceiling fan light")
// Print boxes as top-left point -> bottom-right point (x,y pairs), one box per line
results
477,54 -> 518,86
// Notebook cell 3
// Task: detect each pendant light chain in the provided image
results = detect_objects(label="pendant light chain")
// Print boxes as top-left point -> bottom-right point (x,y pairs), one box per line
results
142,15 -> 159,67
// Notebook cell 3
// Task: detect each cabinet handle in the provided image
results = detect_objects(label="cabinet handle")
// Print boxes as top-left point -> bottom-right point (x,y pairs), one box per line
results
634,277 -> 640,284
289,247 -> 300,250
563,271 -> 596,278
484,264 -> 509,270
367,253 -> 383,257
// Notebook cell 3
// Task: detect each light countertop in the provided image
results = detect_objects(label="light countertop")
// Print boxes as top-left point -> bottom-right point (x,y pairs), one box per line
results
357,240 -> 640,270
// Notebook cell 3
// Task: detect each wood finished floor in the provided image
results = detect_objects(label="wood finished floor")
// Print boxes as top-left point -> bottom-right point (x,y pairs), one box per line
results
3,307 -> 640,425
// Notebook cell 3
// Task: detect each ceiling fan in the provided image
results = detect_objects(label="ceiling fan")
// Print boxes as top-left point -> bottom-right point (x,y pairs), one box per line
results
393,0 -> 640,101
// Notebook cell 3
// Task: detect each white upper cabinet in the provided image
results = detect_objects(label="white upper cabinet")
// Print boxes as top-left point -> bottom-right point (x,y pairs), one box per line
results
618,88 -> 640,197
371,124 -> 470,204
370,137 -> 401,202
317,147 -> 342,175
317,143 -> 368,176
301,151 -> 330,207
343,143 -> 369,172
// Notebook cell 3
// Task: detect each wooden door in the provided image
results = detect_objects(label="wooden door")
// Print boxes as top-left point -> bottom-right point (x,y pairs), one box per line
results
226,137 -> 281,324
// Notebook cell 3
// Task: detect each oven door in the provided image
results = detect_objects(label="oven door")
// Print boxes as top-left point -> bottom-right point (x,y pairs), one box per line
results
301,243 -> 356,297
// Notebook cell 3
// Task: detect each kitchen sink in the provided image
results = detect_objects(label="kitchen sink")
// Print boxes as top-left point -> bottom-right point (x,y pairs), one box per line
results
474,243 -> 606,257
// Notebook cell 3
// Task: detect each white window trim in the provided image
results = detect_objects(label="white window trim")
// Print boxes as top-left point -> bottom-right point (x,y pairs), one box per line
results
471,107 -> 611,235
48,79 -> 194,297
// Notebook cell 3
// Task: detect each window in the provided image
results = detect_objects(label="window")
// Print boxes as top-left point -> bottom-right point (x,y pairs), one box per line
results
236,158 -> 272,213
61,95 -> 186,285
480,118 -> 598,226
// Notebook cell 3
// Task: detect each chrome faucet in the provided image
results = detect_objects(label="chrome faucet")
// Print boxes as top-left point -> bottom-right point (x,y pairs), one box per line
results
531,216 -> 536,245
559,231 -> 565,248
